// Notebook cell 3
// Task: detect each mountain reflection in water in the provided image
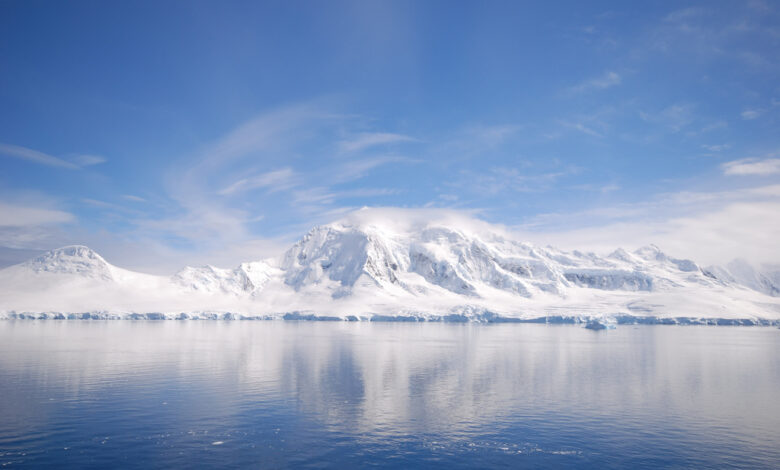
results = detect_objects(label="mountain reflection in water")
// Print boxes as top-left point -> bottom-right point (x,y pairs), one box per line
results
0,321 -> 778,469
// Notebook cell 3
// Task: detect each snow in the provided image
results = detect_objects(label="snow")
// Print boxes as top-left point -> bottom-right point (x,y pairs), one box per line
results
24,245 -> 115,280
173,261 -> 277,296
1,214 -> 779,323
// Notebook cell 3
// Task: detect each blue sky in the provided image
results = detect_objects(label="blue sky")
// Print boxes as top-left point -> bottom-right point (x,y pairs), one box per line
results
1,1 -> 779,272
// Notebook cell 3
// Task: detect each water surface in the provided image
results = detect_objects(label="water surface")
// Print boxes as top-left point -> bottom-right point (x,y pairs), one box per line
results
0,321 -> 779,468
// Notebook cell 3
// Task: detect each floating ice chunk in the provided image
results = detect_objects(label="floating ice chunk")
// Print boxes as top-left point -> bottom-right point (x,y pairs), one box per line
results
584,319 -> 616,330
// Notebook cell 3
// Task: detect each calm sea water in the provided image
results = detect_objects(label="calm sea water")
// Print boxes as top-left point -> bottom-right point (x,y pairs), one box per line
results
0,321 -> 778,469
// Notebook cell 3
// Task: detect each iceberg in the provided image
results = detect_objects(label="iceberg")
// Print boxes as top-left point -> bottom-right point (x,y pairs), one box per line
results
584,319 -> 616,330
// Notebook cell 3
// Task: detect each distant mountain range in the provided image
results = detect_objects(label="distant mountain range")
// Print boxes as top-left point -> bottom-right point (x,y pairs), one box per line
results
1,215 -> 779,323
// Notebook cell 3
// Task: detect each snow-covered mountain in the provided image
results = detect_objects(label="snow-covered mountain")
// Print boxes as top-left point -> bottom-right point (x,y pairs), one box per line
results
23,245 -> 116,280
1,214 -> 779,323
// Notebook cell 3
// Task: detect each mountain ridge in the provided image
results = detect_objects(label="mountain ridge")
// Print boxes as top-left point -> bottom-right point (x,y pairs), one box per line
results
1,217 -> 779,322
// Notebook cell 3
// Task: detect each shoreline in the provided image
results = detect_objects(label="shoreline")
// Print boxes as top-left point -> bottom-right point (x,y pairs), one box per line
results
2,311 -> 779,326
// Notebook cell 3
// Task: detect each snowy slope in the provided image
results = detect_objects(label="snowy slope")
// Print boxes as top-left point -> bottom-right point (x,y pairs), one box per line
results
173,261 -> 278,296
1,214 -> 779,323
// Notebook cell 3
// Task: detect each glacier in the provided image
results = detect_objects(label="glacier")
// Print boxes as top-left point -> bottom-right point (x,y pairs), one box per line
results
1,213 -> 779,324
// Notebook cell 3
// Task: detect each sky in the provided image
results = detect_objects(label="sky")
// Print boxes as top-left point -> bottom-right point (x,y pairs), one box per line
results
1,0 -> 779,273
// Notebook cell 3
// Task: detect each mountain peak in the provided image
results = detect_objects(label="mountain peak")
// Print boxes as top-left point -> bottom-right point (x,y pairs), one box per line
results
24,245 -> 114,280
281,223 -> 400,291
49,245 -> 100,256
634,244 -> 666,261
608,248 -> 638,263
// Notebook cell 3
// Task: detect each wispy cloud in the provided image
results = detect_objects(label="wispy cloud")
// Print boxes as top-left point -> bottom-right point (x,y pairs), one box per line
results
332,156 -> 418,184
697,120 -> 728,134
292,187 -> 399,207
571,183 -> 621,193
151,103 -> 332,250
0,202 -> 74,227
80,198 -> 146,215
218,167 -> 300,195
722,157 -> 780,175
639,104 -> 695,132
125,102 -> 419,260
285,158 -> 416,216
566,71 -> 622,94
80,198 -> 118,209
72,154 -> 106,166
663,7 -> 706,25
432,123 -> 523,162
466,124 -> 523,147
556,107 -> 615,138
560,120 -> 604,137
453,166 -> 575,195
198,104 -> 326,166
0,143 -> 79,169
0,199 -> 76,249
515,184 -> 780,265
653,5 -> 779,70
0,143 -> 106,169
702,144 -> 729,152
338,132 -> 416,153
741,109 -> 762,120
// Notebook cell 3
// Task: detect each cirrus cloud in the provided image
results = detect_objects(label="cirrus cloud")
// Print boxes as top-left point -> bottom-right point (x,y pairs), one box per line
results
722,157 -> 780,176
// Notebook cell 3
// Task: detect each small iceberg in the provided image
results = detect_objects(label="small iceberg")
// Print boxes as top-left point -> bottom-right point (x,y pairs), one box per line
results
584,319 -> 616,330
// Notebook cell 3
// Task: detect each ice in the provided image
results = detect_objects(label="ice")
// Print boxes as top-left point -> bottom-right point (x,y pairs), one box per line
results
584,319 -> 616,330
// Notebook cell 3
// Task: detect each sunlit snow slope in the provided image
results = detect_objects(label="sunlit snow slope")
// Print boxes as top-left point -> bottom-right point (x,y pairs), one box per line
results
1,212 -> 779,323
